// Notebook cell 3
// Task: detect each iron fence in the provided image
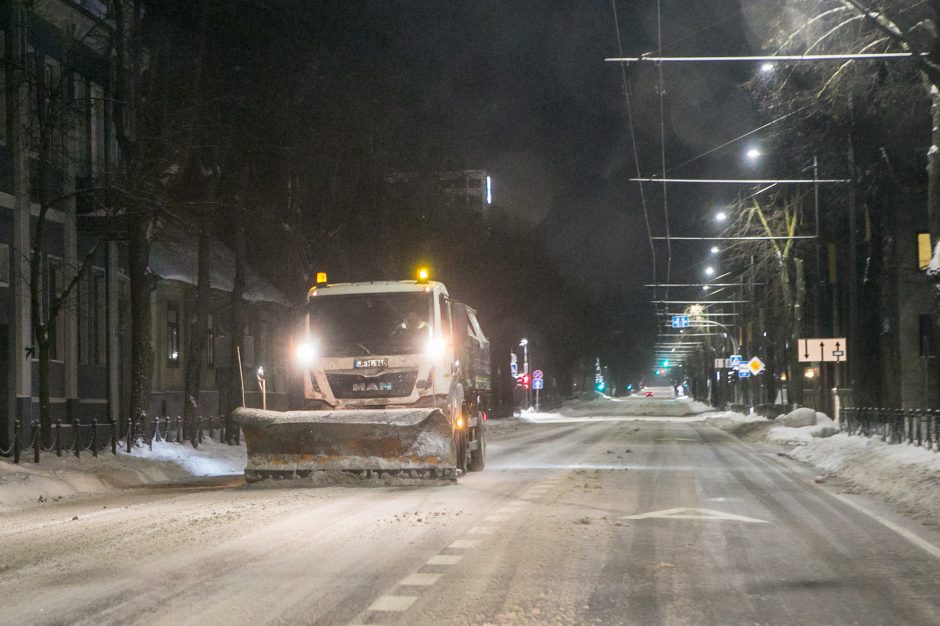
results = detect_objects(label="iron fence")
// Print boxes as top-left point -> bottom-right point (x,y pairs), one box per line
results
841,406 -> 940,451
0,416 -> 236,464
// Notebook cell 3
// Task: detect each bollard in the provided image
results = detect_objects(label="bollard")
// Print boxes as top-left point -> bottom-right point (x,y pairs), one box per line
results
33,420 -> 40,463
91,419 -> 99,457
110,417 -> 117,455
55,420 -> 62,457
74,417 -> 81,458
13,419 -> 20,464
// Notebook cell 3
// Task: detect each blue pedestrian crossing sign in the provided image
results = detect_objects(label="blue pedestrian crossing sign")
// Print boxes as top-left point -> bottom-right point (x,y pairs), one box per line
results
729,354 -> 742,367
532,378 -> 544,390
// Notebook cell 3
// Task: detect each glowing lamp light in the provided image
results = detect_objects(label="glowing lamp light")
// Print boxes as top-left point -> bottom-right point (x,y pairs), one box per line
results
804,368 -> 816,379
710,246 -> 720,254
704,266 -> 715,276
715,211 -> 728,222
426,336 -> 447,357
417,267 -> 430,282
760,62 -> 775,73
456,415 -> 465,429
296,341 -> 317,367
746,147 -> 762,160
315,271 -> 328,285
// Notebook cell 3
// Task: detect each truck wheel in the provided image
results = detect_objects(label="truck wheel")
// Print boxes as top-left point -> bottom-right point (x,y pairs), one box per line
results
456,429 -> 468,474
469,418 -> 486,472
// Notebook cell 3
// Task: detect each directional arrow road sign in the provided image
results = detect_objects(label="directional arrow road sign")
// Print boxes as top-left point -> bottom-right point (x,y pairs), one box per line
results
798,337 -> 848,363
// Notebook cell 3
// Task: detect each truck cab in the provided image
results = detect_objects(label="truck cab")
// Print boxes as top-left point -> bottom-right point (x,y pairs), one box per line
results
294,277 -> 490,471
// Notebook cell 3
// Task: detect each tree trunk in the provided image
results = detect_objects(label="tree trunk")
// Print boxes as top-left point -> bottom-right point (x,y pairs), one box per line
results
183,227 -> 211,445
128,213 -> 153,442
226,209 -> 248,443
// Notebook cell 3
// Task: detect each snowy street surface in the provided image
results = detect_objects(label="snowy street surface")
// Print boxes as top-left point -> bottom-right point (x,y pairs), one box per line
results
4,392 -> 940,624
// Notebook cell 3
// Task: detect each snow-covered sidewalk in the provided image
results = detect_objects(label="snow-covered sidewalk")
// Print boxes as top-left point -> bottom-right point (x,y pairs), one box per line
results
0,440 -> 246,510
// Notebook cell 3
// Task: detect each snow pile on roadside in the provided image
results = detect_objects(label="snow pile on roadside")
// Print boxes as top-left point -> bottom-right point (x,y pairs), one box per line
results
702,411 -> 770,437
556,395 -> 712,417
785,433 -> 940,523
127,439 -> 246,476
0,439 -> 246,509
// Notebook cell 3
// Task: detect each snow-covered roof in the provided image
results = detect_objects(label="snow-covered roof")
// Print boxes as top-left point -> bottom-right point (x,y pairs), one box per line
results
150,224 -> 289,306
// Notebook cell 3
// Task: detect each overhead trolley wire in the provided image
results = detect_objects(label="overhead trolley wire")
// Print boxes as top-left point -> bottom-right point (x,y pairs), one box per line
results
610,0 -> 658,302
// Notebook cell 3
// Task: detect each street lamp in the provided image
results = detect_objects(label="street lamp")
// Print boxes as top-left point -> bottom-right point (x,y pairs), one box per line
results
519,338 -> 530,408
714,211 -> 728,223
759,62 -> 775,73
746,147 -> 762,160
704,266 -> 715,276
710,245 -> 720,254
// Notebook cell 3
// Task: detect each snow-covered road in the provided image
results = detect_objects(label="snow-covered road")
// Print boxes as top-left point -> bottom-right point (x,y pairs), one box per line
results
3,401 -> 940,625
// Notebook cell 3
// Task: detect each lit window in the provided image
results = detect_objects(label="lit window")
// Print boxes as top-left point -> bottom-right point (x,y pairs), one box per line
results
918,232 -> 933,271
167,302 -> 180,366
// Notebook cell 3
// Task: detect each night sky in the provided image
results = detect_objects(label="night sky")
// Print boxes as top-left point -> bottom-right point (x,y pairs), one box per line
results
302,1 -> 769,374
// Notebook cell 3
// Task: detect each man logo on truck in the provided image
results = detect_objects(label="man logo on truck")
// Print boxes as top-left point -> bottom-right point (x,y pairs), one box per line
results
352,381 -> 394,393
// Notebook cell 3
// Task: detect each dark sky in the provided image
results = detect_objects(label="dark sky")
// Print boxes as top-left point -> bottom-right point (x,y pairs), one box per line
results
328,1 -> 767,372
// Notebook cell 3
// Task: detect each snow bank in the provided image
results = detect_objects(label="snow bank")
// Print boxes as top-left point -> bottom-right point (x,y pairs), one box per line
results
785,434 -> 940,523
0,440 -> 246,510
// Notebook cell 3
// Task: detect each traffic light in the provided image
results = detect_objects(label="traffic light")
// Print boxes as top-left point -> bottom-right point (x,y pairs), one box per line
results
595,381 -> 606,392
661,359 -> 670,368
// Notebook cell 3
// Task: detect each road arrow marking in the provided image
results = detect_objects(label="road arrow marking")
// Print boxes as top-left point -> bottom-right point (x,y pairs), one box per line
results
621,507 -> 768,523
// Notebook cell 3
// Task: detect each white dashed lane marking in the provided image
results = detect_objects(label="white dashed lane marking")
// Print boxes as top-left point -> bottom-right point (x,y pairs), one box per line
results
400,573 -> 442,586
449,539 -> 481,549
367,595 -> 417,612
427,554 -> 463,565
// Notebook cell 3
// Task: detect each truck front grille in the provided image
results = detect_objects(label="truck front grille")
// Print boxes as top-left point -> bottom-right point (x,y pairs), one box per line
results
326,370 -> 419,399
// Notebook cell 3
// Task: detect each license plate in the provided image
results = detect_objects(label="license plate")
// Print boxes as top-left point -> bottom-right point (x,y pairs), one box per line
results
354,358 -> 388,369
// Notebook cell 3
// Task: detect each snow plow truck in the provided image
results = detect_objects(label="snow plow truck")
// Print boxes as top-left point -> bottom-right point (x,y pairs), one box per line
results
233,269 -> 491,482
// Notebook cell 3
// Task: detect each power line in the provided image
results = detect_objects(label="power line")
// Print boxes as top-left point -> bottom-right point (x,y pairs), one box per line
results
605,52 -> 920,63
610,0 -> 658,300
629,177 -> 850,184
656,0 -> 673,288
651,235 -> 815,241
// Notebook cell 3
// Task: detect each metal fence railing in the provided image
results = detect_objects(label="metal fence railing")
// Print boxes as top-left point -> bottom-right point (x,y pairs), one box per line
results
841,407 -> 940,451
0,416 -> 237,464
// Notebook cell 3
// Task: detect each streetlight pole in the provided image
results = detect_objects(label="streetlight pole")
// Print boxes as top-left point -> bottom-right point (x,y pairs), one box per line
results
520,338 -> 530,409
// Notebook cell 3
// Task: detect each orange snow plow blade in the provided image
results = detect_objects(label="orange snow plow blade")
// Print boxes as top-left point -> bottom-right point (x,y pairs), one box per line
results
233,407 -> 457,483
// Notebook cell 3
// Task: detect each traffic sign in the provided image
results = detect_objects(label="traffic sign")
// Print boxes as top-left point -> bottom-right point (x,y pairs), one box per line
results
533,369 -> 543,380
738,368 -> 751,378
532,378 -> 544,390
671,315 -> 690,328
729,354 -> 742,367
510,362 -> 518,377
714,358 -> 731,369
798,338 -> 848,363
510,352 -> 517,364
747,356 -> 765,375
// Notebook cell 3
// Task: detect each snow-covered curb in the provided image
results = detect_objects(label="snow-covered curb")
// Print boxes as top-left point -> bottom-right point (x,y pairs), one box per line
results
785,434 -> 940,523
0,440 -> 246,510
706,411 -> 940,524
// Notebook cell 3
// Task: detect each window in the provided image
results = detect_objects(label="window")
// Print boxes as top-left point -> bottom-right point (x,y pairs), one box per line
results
47,257 -> 64,361
206,313 -> 214,367
0,31 -> 6,144
78,267 -> 107,366
90,82 -> 105,175
0,243 -> 9,287
94,269 -> 106,366
918,232 -> 933,271
73,77 -> 89,177
167,302 -> 180,366
920,314 -> 933,358
438,294 -> 451,336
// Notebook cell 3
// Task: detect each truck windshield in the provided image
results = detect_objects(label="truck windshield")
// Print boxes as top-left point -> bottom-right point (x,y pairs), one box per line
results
308,292 -> 433,357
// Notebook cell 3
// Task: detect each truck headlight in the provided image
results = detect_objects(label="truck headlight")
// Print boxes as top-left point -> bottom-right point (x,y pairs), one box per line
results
426,336 -> 446,358
296,341 -> 317,367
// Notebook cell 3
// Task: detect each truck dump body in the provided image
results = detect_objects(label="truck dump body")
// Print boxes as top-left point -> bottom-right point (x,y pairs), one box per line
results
235,407 -> 458,482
